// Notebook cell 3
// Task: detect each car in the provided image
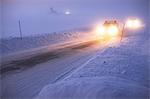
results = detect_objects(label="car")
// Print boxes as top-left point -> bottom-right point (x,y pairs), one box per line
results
97,20 -> 121,40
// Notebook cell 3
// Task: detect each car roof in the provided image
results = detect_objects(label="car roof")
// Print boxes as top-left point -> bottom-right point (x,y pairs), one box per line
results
103,20 -> 118,26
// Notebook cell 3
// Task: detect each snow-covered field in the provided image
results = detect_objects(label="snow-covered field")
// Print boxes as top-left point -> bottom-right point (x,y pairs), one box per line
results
0,28 -> 91,56
37,31 -> 149,99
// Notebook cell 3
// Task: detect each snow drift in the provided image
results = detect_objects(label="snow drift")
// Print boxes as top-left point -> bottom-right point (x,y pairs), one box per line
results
37,77 -> 148,99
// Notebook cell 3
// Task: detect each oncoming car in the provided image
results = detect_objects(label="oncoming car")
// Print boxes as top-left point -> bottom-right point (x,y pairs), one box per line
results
96,20 -> 121,39
94,18 -> 143,41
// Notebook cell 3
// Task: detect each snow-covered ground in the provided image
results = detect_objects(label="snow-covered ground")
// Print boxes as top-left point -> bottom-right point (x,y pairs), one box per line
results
1,0 -> 149,99
1,27 -> 99,98
0,28 -> 91,56
1,29 -> 102,99
37,31 -> 149,99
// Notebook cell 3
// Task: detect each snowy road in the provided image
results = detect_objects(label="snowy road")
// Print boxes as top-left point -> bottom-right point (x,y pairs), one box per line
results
1,39 -> 108,98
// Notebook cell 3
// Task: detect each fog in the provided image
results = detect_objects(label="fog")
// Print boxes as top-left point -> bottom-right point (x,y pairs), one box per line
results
0,0 -> 2,38
1,0 -> 149,38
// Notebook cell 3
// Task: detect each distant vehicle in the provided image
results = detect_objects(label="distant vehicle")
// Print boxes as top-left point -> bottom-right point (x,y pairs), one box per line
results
97,20 -> 121,40
95,18 -> 142,41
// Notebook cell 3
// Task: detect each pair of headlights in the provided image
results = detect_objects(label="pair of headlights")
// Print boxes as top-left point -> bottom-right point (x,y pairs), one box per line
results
97,25 -> 119,37
96,18 -> 142,38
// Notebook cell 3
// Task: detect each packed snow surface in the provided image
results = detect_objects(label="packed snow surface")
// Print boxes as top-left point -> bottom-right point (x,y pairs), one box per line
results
37,77 -> 148,99
37,32 -> 149,99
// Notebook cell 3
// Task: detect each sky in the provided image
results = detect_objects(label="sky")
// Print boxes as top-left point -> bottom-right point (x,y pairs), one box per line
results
0,0 -> 2,38
1,0 -> 149,38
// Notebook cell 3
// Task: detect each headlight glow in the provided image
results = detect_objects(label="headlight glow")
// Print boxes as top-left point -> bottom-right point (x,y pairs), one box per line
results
97,26 -> 105,36
126,18 -> 142,29
107,25 -> 119,36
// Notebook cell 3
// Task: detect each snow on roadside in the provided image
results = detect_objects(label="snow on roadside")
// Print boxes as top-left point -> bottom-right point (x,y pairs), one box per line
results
37,77 -> 148,99
67,36 -> 149,87
37,32 -> 149,99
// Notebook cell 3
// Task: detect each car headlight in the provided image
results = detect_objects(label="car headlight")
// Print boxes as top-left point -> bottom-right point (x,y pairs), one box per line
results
126,19 -> 142,29
97,26 -> 106,36
107,25 -> 119,36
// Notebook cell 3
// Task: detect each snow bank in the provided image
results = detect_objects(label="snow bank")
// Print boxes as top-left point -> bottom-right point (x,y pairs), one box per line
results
37,77 -> 148,99
37,32 -> 149,99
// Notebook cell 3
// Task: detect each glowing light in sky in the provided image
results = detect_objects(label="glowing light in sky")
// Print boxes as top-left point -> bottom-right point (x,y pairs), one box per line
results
65,11 -> 71,15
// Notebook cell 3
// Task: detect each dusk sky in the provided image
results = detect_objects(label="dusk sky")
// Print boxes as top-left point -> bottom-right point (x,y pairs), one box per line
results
1,0 -> 149,38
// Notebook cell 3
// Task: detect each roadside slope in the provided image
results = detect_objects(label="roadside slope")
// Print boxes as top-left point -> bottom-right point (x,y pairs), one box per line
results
37,33 -> 149,99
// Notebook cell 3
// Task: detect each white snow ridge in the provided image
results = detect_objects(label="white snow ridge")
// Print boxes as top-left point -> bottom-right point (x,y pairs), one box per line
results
37,77 -> 148,99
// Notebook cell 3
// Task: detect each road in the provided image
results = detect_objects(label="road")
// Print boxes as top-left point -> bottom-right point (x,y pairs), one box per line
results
1,39 -> 109,99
